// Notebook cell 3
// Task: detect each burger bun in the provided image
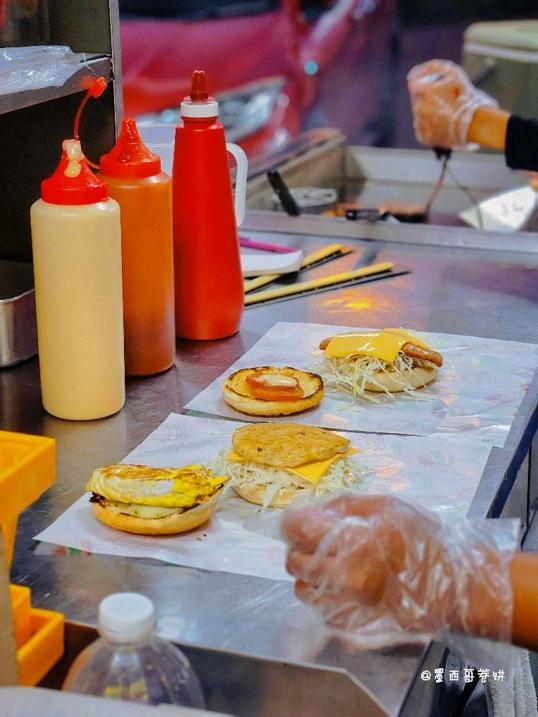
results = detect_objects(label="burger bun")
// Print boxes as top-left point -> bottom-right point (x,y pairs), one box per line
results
223,366 -> 323,417
366,364 -> 438,393
92,494 -> 219,536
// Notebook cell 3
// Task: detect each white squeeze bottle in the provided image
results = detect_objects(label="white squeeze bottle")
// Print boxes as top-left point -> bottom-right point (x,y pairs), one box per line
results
30,138 -> 125,420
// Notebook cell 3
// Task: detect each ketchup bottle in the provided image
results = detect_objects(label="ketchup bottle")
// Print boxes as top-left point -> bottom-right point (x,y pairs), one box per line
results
100,119 -> 175,376
172,70 -> 248,340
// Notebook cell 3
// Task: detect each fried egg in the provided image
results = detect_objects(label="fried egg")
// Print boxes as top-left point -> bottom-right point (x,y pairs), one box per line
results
86,464 -> 227,509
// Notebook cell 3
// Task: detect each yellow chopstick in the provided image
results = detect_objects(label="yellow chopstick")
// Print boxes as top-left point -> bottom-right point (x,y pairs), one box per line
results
244,261 -> 395,306
243,243 -> 348,294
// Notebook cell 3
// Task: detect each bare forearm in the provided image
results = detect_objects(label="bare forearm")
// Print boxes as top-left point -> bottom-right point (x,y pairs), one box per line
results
510,553 -> 538,649
448,551 -> 538,649
467,106 -> 510,151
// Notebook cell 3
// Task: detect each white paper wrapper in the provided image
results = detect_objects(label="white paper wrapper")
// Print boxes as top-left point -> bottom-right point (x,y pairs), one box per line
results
185,322 -> 538,447
241,248 -> 303,276
36,413 -> 493,581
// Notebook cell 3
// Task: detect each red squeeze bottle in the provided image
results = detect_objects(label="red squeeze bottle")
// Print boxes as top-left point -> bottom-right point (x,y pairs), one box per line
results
100,118 -> 175,376
172,70 -> 248,339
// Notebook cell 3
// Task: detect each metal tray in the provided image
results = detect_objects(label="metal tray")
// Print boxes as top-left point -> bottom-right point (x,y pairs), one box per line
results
0,260 -> 37,368
246,130 -> 538,247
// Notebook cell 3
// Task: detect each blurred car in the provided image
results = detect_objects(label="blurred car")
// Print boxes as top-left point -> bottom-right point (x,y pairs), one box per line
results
119,0 -> 395,157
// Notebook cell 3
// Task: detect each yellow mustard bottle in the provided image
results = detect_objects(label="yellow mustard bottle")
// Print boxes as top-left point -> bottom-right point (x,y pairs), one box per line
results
30,139 -> 125,420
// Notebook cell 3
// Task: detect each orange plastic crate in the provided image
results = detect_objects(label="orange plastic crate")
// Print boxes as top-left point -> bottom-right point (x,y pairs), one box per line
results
0,430 -> 63,685
0,431 -> 55,567
17,607 -> 65,686
10,585 -> 31,648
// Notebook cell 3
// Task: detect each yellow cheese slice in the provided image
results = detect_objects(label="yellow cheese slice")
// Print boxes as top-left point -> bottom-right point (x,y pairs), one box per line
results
324,328 -> 429,363
227,448 -> 358,486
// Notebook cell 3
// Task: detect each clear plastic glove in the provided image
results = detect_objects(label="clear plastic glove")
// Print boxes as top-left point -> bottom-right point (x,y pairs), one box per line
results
283,494 -> 515,646
407,59 -> 498,148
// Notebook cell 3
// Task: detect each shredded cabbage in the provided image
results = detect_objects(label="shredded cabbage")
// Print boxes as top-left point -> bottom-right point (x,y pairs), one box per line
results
319,353 -> 433,404
212,451 -> 365,510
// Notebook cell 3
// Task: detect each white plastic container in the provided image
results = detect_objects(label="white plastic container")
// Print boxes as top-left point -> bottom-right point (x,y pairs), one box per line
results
1,687 -> 227,716
30,139 -> 125,420
463,20 -> 538,119
63,593 -> 205,709
138,124 -> 174,175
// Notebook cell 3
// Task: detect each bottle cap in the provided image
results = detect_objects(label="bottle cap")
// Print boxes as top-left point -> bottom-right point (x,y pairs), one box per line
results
41,139 -> 109,205
100,118 -> 162,178
98,593 -> 155,644
180,70 -> 218,119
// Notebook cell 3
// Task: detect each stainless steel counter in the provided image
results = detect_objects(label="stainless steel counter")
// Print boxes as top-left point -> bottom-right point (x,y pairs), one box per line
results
3,217 -> 538,716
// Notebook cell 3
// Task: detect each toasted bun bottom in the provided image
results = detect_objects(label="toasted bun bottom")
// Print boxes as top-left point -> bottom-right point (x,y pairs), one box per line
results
366,365 -> 438,393
92,495 -> 218,535
222,367 -> 324,417
222,385 -> 323,417
233,483 -> 303,509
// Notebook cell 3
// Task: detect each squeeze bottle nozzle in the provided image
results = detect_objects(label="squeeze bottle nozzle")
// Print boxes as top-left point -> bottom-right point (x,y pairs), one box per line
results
100,118 -> 161,178
41,139 -> 108,205
190,70 -> 209,101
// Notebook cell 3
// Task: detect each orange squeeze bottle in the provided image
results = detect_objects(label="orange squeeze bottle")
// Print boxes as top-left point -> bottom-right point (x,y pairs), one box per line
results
100,119 -> 175,376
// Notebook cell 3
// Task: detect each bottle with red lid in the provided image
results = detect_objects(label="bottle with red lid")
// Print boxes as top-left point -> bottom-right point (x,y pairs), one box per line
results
100,118 -> 175,376
172,70 -> 248,340
30,80 -> 125,420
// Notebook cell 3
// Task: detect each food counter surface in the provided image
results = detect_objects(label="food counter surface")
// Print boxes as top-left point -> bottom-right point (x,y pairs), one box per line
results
3,219 -> 538,716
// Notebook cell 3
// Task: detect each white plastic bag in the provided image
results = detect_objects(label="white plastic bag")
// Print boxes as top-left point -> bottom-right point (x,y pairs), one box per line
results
0,45 -> 85,95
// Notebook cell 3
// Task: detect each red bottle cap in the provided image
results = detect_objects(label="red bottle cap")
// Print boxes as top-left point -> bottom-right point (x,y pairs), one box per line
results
41,139 -> 109,205
100,118 -> 161,179
190,70 -> 209,101
180,70 -> 218,119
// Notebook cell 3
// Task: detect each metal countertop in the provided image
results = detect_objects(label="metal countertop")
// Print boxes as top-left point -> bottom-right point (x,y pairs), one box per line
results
3,220 -> 538,715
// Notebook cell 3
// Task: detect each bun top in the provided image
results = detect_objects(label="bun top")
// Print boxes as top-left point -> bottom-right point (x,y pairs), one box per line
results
232,423 -> 349,468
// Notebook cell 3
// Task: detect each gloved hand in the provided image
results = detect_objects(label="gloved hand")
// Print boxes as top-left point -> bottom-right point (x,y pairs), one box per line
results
407,59 -> 498,148
283,494 -> 515,645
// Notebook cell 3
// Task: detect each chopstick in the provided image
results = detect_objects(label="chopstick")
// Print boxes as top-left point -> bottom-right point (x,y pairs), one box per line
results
239,236 -> 298,254
243,243 -> 350,294
245,261 -> 397,306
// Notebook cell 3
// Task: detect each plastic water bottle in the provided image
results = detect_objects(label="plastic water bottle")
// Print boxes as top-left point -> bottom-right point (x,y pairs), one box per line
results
63,593 -> 205,708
